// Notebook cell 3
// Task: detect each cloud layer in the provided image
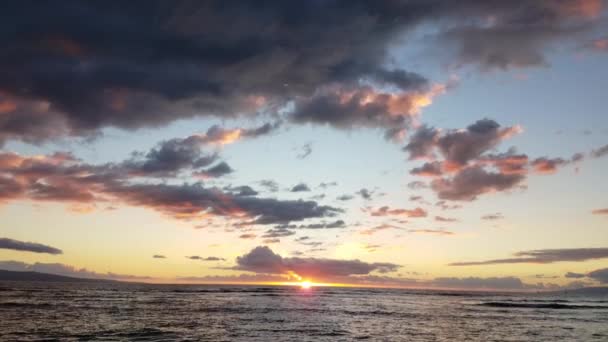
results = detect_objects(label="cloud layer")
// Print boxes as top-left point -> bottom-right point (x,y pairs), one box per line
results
450,248 -> 608,266
0,238 -> 62,255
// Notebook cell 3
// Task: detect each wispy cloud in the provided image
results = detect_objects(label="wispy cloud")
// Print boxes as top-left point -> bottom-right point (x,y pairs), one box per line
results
0,238 -> 62,255
450,248 -> 608,266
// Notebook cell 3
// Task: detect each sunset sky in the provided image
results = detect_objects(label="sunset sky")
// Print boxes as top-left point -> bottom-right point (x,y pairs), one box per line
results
1,0 -> 608,291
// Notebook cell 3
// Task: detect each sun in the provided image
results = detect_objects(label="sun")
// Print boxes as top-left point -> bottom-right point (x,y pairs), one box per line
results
300,281 -> 312,289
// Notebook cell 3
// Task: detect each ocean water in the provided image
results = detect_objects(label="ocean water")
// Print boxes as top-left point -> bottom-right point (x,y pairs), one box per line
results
1,282 -> 607,341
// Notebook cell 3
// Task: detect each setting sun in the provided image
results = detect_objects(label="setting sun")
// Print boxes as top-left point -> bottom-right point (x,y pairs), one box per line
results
300,281 -> 312,289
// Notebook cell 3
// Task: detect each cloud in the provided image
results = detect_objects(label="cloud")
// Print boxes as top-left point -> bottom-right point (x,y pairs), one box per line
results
369,206 -> 427,218
239,233 -> 257,240
298,220 -> 346,229
591,144 -> 608,158
435,216 -> 458,223
290,84 -> 446,138
481,213 -> 504,220
408,229 -> 454,236
356,188 -> 374,200
234,246 -> 400,279
431,166 -> 525,201
565,272 -> 586,279
450,248 -> 608,266
0,150 -> 343,224
585,37 -> 608,52
592,208 -> 608,215
152,254 -> 166,259
291,183 -> 311,192
195,162 -> 234,179
437,0 -> 602,70
187,255 -> 225,261
403,125 -> 440,160
258,180 -> 279,193
297,143 -> 313,159
407,181 -> 428,190
530,157 -> 569,174
432,277 -> 525,290
436,119 -> 522,169
360,224 -> 402,236
588,268 -> 608,284
262,227 -> 296,238
401,120 -> 582,202
0,238 -> 62,255
0,1 -> 602,145
225,185 -> 258,197
337,194 -> 354,201
410,161 -> 444,177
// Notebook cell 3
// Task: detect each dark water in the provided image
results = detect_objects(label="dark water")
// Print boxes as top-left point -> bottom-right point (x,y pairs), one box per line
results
1,282 -> 607,341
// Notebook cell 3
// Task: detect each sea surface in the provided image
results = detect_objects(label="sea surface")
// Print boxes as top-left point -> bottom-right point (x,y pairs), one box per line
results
1,281 -> 607,341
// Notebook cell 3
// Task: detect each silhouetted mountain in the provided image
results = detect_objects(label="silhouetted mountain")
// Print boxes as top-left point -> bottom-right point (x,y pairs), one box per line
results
0,270 -> 111,283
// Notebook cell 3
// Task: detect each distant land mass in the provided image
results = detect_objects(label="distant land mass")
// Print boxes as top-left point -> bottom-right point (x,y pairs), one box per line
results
551,286 -> 608,296
0,270 -> 112,283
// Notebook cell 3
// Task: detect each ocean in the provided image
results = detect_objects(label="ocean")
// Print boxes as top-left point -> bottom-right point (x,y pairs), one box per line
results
1,281 -> 607,341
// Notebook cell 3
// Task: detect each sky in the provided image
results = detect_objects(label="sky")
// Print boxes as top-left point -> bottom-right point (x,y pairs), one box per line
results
1,0 -> 608,291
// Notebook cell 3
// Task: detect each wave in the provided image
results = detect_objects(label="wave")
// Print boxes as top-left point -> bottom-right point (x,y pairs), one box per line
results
478,302 -> 608,310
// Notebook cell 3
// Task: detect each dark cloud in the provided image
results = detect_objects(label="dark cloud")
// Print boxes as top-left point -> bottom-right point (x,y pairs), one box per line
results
565,272 -> 586,279
588,268 -> 608,284
403,125 -> 440,160
195,161 -> 234,179
591,144 -> 608,158
225,185 -> 258,197
296,143 -> 313,159
0,237 -> 62,255
113,183 -> 341,224
289,84 -> 443,138
262,227 -> 296,239
450,248 -> 608,266
435,216 -> 458,223
258,180 -> 279,193
410,161 -> 444,177
152,254 -> 166,259
319,182 -> 338,189
436,119 -> 522,169
435,201 -> 462,211
298,220 -> 346,229
431,166 -> 525,201
357,188 -> 374,200
0,151 -> 341,225
0,1 -> 601,145
122,137 -> 218,177
239,233 -> 257,240
408,229 -> 454,236
437,0 -> 601,70
481,213 -> 504,220
234,246 -> 400,278
203,256 -> 225,261
407,181 -> 428,190
291,183 -> 311,192
337,194 -> 354,201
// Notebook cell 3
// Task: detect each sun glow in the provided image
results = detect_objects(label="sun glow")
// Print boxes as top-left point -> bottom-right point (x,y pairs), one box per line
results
300,281 -> 312,289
